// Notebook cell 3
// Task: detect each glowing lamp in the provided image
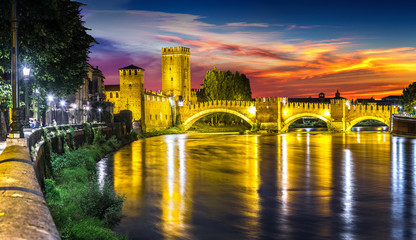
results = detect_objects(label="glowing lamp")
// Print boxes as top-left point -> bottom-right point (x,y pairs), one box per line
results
248,105 -> 256,116
47,94 -> 54,102
23,67 -> 30,80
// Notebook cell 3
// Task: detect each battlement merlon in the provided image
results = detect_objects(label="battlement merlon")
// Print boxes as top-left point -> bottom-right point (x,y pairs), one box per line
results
161,46 -> 191,55
119,64 -> 145,76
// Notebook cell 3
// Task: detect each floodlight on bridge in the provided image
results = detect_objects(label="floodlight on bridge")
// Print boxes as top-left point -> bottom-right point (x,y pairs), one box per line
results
248,105 -> 256,116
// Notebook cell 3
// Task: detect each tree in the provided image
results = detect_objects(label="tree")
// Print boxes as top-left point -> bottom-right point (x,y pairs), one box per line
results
400,82 -> 416,113
202,67 -> 252,101
0,0 -> 95,97
199,67 -> 252,126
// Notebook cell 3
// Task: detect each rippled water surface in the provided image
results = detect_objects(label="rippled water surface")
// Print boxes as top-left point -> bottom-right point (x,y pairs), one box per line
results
97,132 -> 416,239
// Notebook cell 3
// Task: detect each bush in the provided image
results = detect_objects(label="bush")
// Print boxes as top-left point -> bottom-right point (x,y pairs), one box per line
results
44,179 -> 61,203
83,123 -> 94,144
51,149 -> 96,174
67,218 -> 127,240
93,126 -> 106,145
79,181 -> 124,228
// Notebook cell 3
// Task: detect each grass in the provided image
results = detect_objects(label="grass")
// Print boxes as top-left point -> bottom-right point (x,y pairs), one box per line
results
42,125 -> 136,240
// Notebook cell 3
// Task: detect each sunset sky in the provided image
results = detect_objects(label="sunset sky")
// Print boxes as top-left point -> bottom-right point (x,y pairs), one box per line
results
83,0 -> 416,99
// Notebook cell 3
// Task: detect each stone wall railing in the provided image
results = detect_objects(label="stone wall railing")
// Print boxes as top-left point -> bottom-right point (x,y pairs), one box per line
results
0,122 -> 127,239
392,115 -> 416,135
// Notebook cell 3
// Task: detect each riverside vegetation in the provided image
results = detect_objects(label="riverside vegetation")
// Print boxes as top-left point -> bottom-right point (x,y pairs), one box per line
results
42,123 -> 138,239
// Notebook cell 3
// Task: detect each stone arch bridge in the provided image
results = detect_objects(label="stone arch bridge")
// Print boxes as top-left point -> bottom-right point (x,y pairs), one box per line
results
178,97 -> 398,132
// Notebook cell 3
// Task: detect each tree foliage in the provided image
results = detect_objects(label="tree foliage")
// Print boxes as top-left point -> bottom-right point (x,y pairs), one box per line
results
400,82 -> 416,112
201,67 -> 252,101
198,67 -> 252,126
0,0 -> 95,97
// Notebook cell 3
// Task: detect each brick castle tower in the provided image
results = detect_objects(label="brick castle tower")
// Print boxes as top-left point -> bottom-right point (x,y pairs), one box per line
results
161,46 -> 191,103
119,65 -> 145,121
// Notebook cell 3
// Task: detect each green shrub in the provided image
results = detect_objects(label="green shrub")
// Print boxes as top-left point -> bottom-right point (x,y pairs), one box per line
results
67,125 -> 75,149
56,167 -> 89,185
93,126 -> 106,145
107,136 -> 121,150
83,123 -> 94,144
51,149 -> 96,174
44,179 -> 61,203
67,218 -> 127,240
79,181 -> 124,228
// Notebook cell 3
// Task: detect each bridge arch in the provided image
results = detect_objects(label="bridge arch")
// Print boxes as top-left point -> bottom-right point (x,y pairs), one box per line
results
346,116 -> 389,132
182,108 -> 254,131
281,113 -> 330,132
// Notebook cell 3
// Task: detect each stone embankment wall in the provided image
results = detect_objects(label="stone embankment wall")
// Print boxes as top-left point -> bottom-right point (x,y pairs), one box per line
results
392,116 -> 416,135
0,123 -> 126,239
0,145 -> 60,239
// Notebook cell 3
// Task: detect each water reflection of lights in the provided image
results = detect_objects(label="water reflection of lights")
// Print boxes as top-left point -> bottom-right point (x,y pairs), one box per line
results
342,149 -> 355,239
391,137 -> 404,239
96,157 -> 107,190
281,135 -> 288,215
163,135 -> 188,239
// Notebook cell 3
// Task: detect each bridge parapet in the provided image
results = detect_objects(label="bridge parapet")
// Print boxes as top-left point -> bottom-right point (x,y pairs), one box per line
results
188,100 -> 254,110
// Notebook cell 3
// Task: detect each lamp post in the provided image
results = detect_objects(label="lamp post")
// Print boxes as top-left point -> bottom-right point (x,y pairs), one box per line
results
98,108 -> 102,123
9,0 -> 22,138
23,67 -> 30,127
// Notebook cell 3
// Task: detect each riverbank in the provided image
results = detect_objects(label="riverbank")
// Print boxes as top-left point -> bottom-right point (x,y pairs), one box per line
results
43,125 -> 138,239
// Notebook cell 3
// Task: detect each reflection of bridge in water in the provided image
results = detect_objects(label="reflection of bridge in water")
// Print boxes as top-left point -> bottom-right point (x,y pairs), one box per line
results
179,97 -> 398,132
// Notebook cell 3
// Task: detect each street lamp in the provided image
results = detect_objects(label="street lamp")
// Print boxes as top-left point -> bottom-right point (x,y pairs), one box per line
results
23,67 -> 30,127
98,108 -> 102,123
9,0 -> 21,138
414,106 -> 416,116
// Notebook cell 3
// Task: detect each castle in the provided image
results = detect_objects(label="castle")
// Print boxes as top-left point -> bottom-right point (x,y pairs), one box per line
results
105,46 -> 196,131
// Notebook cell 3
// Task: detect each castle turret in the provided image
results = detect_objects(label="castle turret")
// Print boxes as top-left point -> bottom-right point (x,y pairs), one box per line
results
119,65 -> 145,121
161,46 -> 191,103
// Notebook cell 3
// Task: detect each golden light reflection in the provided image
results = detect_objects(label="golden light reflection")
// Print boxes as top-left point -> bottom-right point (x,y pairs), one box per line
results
243,135 -> 260,233
113,142 -> 144,217
161,135 -> 189,239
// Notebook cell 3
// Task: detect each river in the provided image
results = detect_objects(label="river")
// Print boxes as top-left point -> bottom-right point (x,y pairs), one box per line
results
97,132 -> 416,239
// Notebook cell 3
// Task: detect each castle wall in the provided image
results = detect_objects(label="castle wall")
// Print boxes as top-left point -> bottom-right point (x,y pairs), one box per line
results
106,91 -> 121,113
144,94 -> 173,131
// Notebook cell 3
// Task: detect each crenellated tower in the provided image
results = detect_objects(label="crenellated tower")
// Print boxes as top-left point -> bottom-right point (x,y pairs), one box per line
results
161,46 -> 191,103
119,65 -> 145,121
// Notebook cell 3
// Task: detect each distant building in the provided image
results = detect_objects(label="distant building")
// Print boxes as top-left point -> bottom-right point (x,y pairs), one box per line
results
288,90 -> 345,103
355,95 -> 400,105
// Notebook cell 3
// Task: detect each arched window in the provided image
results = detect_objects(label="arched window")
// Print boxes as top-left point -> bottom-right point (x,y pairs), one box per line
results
116,92 -> 119,98
110,93 -> 113,98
